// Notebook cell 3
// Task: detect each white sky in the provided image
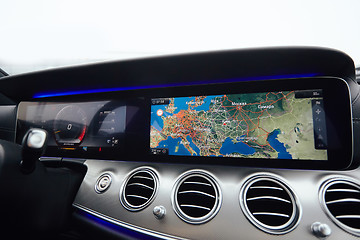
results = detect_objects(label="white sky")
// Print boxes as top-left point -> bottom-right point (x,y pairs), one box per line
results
1,0 -> 360,75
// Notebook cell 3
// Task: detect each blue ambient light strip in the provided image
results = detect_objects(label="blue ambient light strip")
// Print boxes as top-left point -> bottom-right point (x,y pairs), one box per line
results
33,73 -> 319,98
77,209 -> 166,240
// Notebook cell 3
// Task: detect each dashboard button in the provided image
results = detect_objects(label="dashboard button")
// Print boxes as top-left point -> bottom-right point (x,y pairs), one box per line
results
95,174 -> 112,193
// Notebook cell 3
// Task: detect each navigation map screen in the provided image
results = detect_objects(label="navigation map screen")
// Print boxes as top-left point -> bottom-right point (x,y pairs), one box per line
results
150,90 -> 328,160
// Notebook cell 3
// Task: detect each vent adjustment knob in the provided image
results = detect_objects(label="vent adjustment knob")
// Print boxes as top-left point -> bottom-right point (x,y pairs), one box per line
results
311,222 -> 331,238
153,205 -> 166,219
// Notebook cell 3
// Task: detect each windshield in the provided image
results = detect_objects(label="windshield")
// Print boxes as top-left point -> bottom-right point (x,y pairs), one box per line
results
1,0 -> 360,75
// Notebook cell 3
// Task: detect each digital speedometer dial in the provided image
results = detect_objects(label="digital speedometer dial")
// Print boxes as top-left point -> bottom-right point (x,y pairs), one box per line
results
53,105 -> 87,146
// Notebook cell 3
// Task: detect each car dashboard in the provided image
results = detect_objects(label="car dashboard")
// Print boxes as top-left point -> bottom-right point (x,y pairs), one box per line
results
0,47 -> 360,239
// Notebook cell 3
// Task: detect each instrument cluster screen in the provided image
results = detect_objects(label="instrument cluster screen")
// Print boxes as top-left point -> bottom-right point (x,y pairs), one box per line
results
17,101 -> 127,158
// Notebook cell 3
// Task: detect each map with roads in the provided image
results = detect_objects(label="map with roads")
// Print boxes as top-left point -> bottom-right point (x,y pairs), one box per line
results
150,91 -> 327,160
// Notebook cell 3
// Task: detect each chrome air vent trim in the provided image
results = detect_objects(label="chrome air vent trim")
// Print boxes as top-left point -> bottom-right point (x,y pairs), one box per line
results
320,177 -> 360,236
172,170 -> 222,225
240,173 -> 301,234
120,167 -> 158,212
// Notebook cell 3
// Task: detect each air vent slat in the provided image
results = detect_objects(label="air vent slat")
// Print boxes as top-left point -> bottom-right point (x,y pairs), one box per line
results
250,186 -> 284,191
240,175 -> 300,234
120,168 -> 158,211
132,176 -> 154,181
327,189 -> 360,193
322,179 -> 360,236
247,196 -> 291,203
336,215 -> 360,219
252,212 -> 290,218
173,171 -> 221,224
127,182 -> 154,190
178,190 -> 216,198
180,204 -> 211,211
326,198 -> 360,204
183,181 -> 212,187
126,195 -> 149,200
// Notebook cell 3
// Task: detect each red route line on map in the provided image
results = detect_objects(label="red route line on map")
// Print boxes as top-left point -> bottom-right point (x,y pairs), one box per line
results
161,91 -> 293,155
217,91 -> 293,150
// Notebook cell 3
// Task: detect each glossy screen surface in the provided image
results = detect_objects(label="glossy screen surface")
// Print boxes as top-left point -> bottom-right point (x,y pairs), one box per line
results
150,90 -> 327,160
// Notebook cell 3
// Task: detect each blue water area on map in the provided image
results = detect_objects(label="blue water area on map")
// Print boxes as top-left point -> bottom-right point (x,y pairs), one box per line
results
150,104 -> 173,131
173,95 -> 224,114
267,129 -> 292,159
157,136 -> 201,156
219,137 -> 256,155
193,95 -> 224,112
173,97 -> 194,114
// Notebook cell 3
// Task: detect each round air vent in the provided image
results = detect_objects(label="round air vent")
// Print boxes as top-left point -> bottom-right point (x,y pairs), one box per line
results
172,170 -> 222,224
120,168 -> 158,211
240,174 -> 301,234
321,178 -> 360,236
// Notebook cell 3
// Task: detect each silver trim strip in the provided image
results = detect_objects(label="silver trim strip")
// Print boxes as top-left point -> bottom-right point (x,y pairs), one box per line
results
180,204 -> 211,211
247,196 -> 291,203
133,175 -> 154,181
336,215 -> 360,219
252,212 -> 290,218
126,194 -> 149,200
127,182 -> 154,190
178,190 -> 216,198
250,186 -> 284,191
73,204 -> 187,240
326,189 -> 360,193
326,198 -> 360,204
183,181 -> 212,187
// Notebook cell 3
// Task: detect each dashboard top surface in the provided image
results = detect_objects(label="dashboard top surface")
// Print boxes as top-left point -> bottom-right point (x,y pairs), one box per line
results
0,47 -> 357,102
